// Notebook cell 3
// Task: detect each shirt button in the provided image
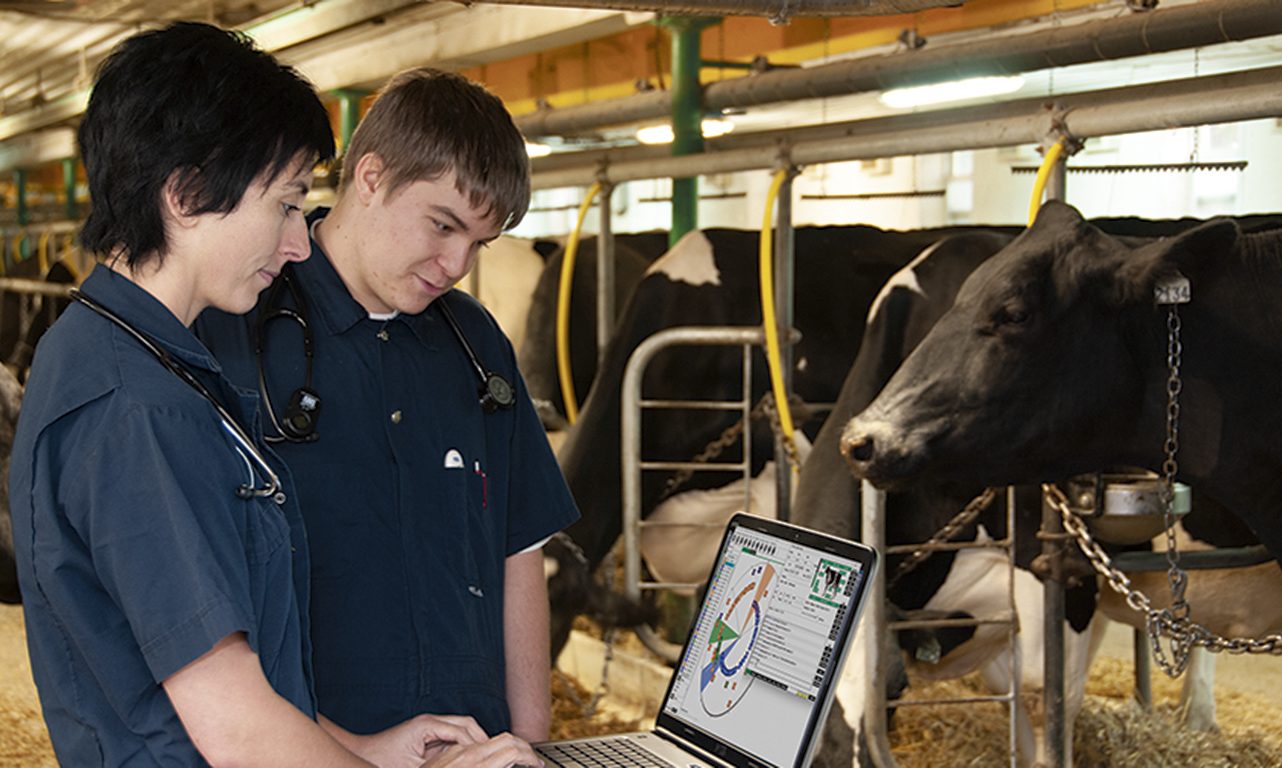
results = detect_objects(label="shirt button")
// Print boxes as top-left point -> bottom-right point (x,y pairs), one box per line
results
390,409 -> 403,424
377,329 -> 390,342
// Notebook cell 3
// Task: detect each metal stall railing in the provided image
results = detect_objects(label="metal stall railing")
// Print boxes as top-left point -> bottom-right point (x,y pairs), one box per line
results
862,483 -> 1022,768
621,325 -> 766,662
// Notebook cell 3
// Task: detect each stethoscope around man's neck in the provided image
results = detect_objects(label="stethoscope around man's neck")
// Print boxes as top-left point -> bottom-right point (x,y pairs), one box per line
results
70,289 -> 287,504
255,260 -> 515,444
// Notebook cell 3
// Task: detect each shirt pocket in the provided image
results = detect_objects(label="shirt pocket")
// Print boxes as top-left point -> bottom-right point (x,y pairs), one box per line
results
243,494 -> 290,564
439,458 -> 500,647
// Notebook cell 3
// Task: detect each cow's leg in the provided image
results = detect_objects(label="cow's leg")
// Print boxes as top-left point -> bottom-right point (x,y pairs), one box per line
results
977,571 -> 1099,768
826,626 -> 868,768
1178,647 -> 1217,732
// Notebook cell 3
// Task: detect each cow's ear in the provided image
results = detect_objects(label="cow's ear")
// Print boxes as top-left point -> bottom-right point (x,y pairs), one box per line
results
1031,199 -> 1087,231
533,239 -> 560,262
1114,218 -> 1240,305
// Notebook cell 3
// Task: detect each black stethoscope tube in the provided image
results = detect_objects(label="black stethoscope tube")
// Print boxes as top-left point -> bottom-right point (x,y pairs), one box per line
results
70,289 -> 286,504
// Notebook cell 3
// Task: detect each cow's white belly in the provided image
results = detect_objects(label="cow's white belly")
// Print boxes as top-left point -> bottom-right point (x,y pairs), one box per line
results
917,528 -> 1099,768
641,463 -> 784,589
640,438 -> 811,589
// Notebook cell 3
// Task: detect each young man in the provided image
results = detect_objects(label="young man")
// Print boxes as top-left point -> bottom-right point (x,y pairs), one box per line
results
197,68 -> 579,741
11,23 -> 540,767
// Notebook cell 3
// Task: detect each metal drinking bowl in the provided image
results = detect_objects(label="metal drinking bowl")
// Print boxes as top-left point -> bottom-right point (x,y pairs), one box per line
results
1064,472 -> 1192,546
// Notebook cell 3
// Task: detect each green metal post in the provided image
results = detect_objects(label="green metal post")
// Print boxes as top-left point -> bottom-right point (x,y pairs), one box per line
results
15,169 -> 29,261
63,157 -> 78,221
334,89 -> 368,156
662,17 -> 716,247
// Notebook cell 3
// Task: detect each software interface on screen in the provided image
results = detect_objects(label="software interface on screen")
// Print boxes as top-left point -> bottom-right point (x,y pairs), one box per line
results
663,524 -> 867,767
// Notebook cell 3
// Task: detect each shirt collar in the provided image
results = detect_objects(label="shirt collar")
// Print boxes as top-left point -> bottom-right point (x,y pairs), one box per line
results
296,207 -> 370,335
299,207 -> 440,347
77,264 -> 221,373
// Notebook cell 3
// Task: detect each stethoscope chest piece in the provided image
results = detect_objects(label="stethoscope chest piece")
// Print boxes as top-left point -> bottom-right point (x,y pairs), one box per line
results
481,372 -> 515,413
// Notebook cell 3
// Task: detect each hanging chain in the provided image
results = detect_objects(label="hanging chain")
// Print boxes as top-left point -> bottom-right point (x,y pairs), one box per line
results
760,391 -> 804,474
887,488 -> 999,590
1046,297 -> 1282,671
1161,305 -> 1190,625
659,392 -> 804,501
1047,485 -> 1282,671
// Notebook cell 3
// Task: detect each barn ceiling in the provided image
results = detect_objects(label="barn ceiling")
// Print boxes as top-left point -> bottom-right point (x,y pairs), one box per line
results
1,0 -> 1280,181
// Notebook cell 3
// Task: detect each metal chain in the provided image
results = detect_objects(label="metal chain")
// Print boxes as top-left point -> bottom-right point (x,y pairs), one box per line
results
659,392 -> 803,501
1045,484 -> 1282,673
887,488 -> 999,590
760,392 -> 804,474
1161,305 -> 1190,623
1039,302 -> 1282,672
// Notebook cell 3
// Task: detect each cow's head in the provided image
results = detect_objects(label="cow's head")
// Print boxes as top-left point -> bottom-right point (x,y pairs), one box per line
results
841,200 -> 1239,490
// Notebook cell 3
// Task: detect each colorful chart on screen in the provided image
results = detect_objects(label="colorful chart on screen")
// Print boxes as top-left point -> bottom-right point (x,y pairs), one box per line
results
699,560 -> 775,716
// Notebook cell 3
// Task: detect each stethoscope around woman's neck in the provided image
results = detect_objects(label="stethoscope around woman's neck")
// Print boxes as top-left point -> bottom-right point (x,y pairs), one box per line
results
70,289 -> 286,505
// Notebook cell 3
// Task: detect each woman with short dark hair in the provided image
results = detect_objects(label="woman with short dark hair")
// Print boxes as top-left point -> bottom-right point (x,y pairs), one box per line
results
9,22 -> 541,768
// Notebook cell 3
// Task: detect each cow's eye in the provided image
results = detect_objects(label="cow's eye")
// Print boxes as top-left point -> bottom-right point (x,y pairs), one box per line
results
993,305 -> 1030,329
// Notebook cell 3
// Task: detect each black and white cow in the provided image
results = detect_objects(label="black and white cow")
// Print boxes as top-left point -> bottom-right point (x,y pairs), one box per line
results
791,230 -> 1106,767
548,224 -> 1045,768
550,225 -> 1010,638
842,200 -> 1282,736
517,232 -> 671,429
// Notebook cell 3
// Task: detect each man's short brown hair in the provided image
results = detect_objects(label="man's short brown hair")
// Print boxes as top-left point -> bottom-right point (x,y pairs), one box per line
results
340,68 -> 530,230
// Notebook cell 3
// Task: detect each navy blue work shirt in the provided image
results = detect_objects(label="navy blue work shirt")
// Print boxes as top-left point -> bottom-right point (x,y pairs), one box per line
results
10,265 -> 315,766
196,208 -> 580,736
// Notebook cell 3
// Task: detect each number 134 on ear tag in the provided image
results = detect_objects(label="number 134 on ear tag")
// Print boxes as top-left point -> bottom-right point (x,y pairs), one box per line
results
1155,273 -> 1191,305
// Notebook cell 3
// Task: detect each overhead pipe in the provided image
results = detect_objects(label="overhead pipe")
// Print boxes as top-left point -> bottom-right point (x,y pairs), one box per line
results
515,0 -> 1282,138
531,63 -> 1282,189
482,0 -> 957,18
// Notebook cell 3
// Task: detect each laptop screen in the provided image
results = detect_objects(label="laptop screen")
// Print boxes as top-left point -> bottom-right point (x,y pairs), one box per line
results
656,514 -> 876,768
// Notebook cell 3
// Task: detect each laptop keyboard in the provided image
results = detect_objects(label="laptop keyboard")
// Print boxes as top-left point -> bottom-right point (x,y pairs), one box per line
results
536,736 -> 677,767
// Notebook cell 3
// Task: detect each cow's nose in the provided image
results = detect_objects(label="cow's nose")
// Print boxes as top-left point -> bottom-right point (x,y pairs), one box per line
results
841,431 -> 875,464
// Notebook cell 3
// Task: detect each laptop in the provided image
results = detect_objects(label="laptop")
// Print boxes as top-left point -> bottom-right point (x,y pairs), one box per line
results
537,513 -> 879,768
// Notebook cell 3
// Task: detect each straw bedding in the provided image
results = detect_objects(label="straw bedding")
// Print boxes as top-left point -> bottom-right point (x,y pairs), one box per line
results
3,604 -> 1279,766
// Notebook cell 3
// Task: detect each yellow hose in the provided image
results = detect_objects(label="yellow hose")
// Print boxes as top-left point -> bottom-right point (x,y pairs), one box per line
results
60,234 -> 81,281
38,230 -> 52,275
556,181 -> 601,426
760,169 -> 797,464
1029,138 -> 1066,226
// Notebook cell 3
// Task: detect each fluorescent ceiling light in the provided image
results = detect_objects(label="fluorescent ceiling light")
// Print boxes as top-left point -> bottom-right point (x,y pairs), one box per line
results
636,117 -> 736,145
880,75 -> 1025,109
525,142 -> 552,158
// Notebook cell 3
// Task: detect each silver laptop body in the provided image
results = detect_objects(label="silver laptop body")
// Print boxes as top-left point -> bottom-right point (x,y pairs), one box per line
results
538,513 -> 879,768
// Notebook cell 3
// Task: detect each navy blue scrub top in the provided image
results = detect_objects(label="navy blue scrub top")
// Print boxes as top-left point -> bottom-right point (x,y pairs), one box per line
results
10,265 -> 315,766
196,208 -> 580,736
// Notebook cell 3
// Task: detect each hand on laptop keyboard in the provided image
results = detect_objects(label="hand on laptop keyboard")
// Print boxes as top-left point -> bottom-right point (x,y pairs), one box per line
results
421,731 -> 544,768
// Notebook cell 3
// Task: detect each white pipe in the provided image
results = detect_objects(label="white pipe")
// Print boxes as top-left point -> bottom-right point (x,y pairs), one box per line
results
531,64 -> 1282,189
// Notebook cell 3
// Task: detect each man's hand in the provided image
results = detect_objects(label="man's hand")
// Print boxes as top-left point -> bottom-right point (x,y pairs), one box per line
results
334,714 -> 490,768
422,732 -> 544,768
